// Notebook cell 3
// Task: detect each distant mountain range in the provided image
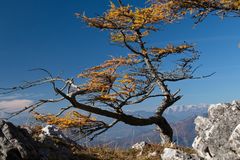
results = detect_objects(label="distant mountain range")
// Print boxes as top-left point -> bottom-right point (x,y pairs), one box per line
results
165,104 -> 209,113
131,104 -> 209,123
164,104 -> 209,122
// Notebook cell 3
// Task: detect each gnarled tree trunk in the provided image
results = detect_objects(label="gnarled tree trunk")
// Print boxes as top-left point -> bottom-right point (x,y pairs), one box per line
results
155,116 -> 173,144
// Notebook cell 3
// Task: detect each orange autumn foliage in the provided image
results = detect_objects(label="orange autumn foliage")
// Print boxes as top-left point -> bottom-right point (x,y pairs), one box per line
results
83,2 -> 179,30
34,111 -> 96,129
77,54 -> 140,102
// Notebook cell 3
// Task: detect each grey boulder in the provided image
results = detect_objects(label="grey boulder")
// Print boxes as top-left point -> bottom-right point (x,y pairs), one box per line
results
192,101 -> 240,160
0,120 -> 39,160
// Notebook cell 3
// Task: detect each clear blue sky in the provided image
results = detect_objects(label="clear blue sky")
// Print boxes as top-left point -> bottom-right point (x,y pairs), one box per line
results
0,0 -> 239,110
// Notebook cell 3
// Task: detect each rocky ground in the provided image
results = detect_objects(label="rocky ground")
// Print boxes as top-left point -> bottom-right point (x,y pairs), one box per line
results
0,119 -> 195,160
0,100 -> 239,160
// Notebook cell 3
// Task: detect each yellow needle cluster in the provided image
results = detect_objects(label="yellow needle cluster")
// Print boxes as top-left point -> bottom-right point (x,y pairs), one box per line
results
77,55 -> 140,102
34,111 -> 96,129
83,1 -> 179,30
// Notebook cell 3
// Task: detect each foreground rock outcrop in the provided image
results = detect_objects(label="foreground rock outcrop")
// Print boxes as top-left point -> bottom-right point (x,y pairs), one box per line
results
0,120 -> 39,160
160,100 -> 240,160
0,120 -> 84,160
193,100 -> 240,160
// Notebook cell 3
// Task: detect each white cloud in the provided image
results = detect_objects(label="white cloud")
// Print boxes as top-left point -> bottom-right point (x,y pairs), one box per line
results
0,99 -> 33,112
0,95 -> 21,100
0,93 -> 42,101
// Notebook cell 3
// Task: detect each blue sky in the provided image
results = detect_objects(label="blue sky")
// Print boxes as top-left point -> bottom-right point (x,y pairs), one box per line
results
0,0 -> 239,112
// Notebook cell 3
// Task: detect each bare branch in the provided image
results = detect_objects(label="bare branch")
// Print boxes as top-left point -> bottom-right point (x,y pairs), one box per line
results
89,120 -> 119,141
56,105 -> 73,117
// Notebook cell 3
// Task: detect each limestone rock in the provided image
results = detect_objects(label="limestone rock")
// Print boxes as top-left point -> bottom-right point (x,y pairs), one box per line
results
161,148 -> 200,160
131,141 -> 149,156
192,101 -> 240,160
38,136 -> 81,160
131,141 -> 148,150
229,124 -> 240,157
0,120 -> 39,160
40,124 -> 68,140
0,120 -> 84,160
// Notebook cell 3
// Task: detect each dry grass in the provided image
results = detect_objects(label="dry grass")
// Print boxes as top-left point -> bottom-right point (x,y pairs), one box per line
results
29,125 -> 196,159
74,143 -> 196,160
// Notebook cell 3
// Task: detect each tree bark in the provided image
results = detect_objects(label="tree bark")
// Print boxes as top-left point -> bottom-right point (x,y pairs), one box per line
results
155,116 -> 173,144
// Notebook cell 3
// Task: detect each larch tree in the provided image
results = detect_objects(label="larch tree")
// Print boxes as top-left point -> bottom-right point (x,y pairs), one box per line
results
152,0 -> 240,23
1,0 -> 238,143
